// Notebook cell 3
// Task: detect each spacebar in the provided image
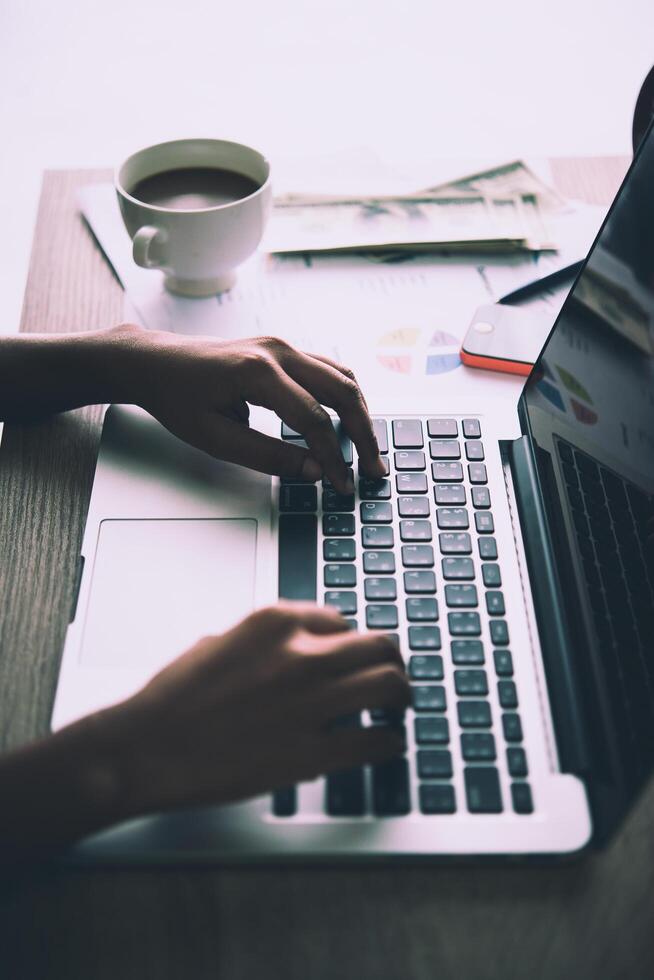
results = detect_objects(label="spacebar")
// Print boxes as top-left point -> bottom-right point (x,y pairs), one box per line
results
278,513 -> 317,600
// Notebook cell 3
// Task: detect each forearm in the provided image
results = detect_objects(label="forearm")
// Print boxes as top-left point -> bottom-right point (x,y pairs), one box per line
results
0,709 -> 135,863
0,323 -> 146,422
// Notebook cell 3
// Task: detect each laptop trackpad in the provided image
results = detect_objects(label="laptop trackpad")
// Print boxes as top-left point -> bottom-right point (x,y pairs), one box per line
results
80,519 -> 257,670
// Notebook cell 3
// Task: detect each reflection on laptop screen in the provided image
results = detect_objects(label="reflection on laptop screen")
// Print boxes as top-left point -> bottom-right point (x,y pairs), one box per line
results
521,123 -> 654,796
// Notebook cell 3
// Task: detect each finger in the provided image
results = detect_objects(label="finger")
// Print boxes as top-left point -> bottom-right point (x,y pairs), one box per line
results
183,413 -> 324,482
297,630 -> 404,675
256,601 -> 351,637
307,353 -> 369,406
283,351 -> 385,479
313,663 -> 411,723
318,724 -> 405,774
246,364 -> 352,492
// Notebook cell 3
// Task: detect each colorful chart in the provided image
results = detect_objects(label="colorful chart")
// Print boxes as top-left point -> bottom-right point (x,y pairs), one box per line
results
376,327 -> 462,376
535,360 -> 598,425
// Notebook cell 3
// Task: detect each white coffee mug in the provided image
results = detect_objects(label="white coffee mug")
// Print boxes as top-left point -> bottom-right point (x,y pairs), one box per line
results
115,138 -> 272,296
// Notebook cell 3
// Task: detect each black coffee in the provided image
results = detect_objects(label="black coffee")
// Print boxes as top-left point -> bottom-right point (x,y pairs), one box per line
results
131,167 -> 260,210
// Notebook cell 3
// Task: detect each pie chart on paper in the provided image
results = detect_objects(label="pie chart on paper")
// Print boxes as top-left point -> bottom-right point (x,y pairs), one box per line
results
376,327 -> 462,376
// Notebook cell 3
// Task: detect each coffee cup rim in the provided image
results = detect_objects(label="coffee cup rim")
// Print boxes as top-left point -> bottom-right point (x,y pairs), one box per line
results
114,137 -> 271,214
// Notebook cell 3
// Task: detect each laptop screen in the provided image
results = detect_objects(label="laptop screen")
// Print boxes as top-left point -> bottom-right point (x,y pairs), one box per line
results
520,123 -> 654,795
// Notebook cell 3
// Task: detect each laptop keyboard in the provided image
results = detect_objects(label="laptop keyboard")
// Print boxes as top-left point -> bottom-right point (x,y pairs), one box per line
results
557,438 -> 654,784
275,417 -> 533,819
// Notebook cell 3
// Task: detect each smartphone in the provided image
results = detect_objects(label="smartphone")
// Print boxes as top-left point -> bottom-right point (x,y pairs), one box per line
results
460,304 -> 550,376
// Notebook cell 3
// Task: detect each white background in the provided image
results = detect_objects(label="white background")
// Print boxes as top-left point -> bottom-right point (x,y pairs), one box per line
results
1,0 -> 653,335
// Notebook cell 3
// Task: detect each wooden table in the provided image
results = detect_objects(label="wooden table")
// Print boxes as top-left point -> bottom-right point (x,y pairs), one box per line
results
2,159 -> 653,980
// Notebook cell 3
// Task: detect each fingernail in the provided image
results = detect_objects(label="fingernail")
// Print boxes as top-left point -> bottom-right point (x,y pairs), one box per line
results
301,457 -> 322,482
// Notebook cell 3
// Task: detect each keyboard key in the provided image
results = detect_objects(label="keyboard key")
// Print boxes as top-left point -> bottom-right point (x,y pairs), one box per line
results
427,418 -> 458,438
281,423 -> 303,440
372,757 -> 411,815
462,418 -> 481,439
415,716 -> 449,744
324,564 -> 356,587
490,620 -> 510,645
364,578 -> 397,601
461,732 -> 496,761
322,490 -> 355,512
334,423 -> 353,466
419,784 -> 456,814
442,557 -> 475,580
436,508 -> 469,530
458,700 -> 492,728
481,563 -> 501,587
434,484 -> 466,506
359,478 -> 391,501
280,484 -> 318,512
432,462 -> 464,483
507,747 -> 528,778
409,654 -> 443,679
464,767 -> 502,813
445,584 -> 478,608
366,604 -> 398,629
406,598 -> 439,622
471,486 -> 491,509
468,463 -> 488,484
404,570 -> 437,594
272,787 -> 297,816
324,538 -> 356,562
454,669 -> 488,696
362,525 -> 394,549
448,612 -> 481,636
511,782 -> 534,814
429,440 -> 461,460
478,537 -> 498,559
475,512 -> 495,534
395,450 -> 426,470
485,590 -> 505,616
392,419 -> 423,449
397,473 -> 428,494
417,749 -> 452,779
400,520 -> 432,541
323,514 -> 355,537
402,545 -> 435,567
498,680 -> 518,709
493,650 -> 513,676
451,640 -> 485,665
465,441 -> 485,461
408,626 -> 442,650
279,513 -> 317,601
363,551 -> 395,574
413,685 -> 447,711
326,768 -> 365,816
439,532 -> 472,555
323,467 -> 354,489
398,495 -> 430,517
361,501 -> 393,524
344,618 -> 358,630
502,712 -> 523,742
372,418 -> 389,454
325,591 -> 357,615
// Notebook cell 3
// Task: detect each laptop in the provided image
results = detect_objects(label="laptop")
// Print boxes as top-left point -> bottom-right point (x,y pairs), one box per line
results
52,124 -> 654,862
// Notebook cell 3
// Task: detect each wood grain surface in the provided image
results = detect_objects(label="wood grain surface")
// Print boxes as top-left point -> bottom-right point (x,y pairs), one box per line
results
1,160 -> 653,980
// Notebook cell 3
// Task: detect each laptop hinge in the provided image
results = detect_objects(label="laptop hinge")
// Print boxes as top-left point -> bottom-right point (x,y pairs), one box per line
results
505,434 -> 591,776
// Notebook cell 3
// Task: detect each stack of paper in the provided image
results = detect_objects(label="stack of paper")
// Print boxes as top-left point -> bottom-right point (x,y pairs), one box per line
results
265,161 -> 562,257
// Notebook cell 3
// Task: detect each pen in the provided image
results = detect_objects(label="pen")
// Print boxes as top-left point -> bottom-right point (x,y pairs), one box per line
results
498,259 -> 584,305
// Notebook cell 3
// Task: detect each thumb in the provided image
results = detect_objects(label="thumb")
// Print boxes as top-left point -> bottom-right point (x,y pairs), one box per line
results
193,414 -> 323,481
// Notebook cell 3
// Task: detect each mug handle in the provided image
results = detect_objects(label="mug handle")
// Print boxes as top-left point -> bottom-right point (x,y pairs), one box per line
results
133,226 -> 166,269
